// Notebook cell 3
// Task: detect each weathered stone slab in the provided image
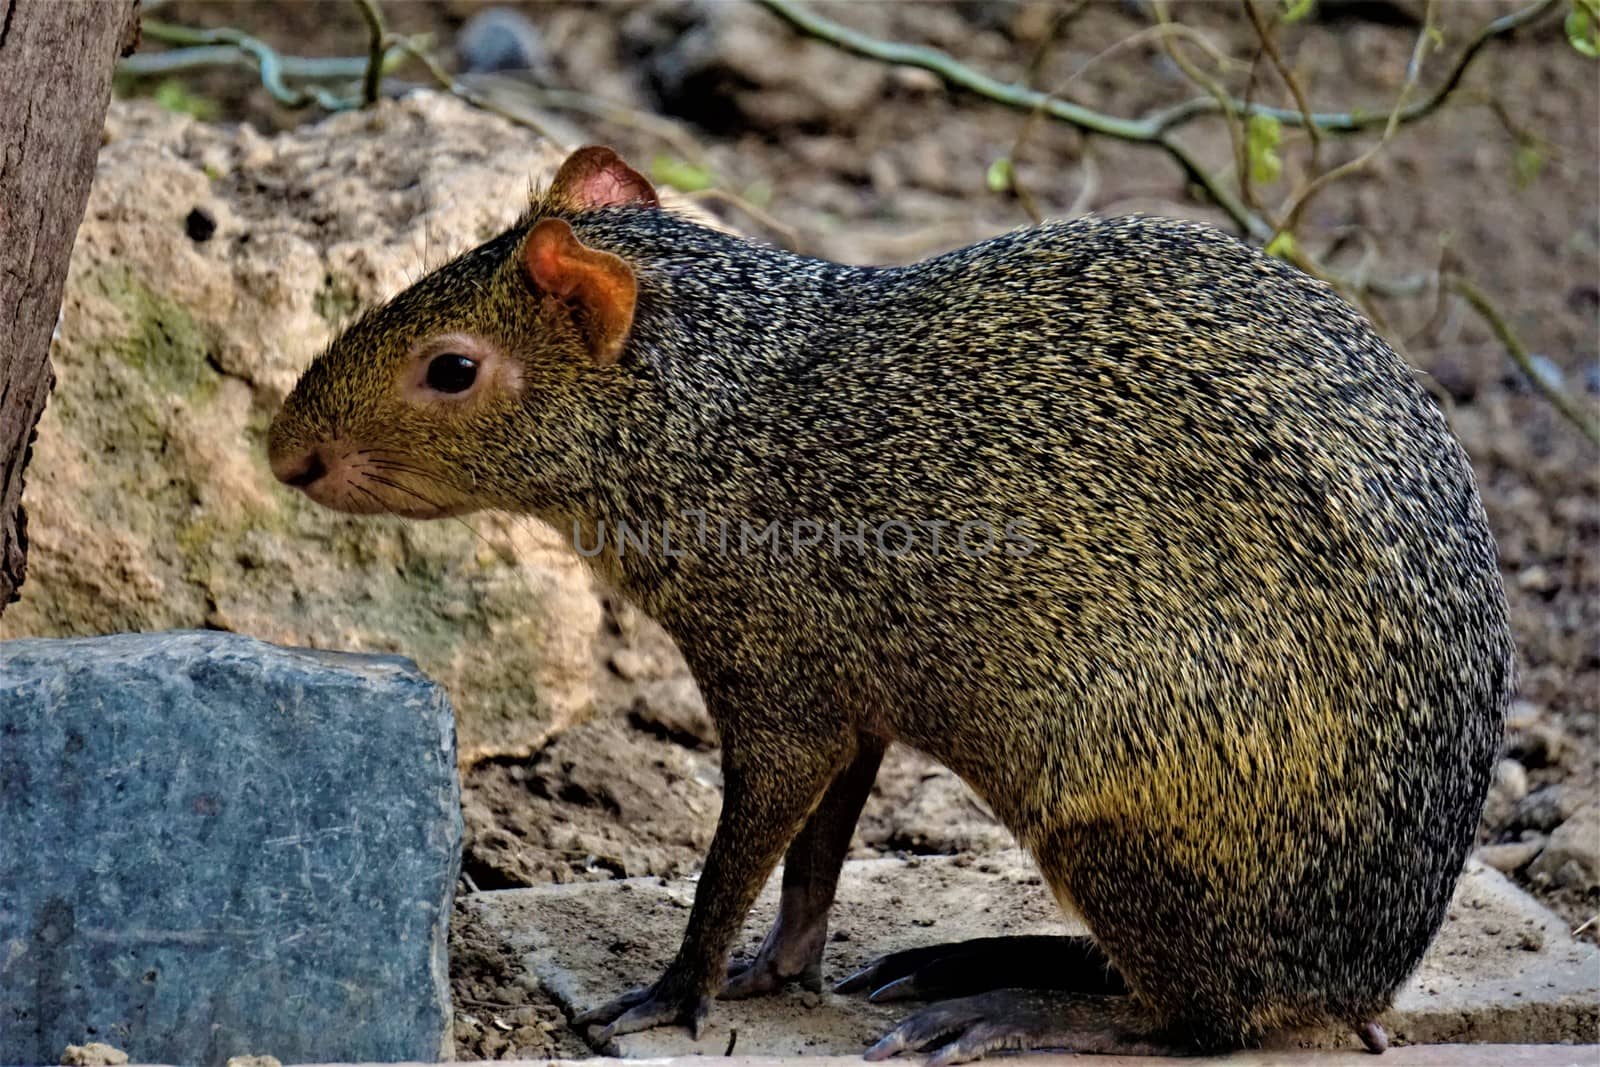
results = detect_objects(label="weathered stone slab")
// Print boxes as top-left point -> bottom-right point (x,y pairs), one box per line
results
0,630 -> 462,1065
466,852 -> 1598,1058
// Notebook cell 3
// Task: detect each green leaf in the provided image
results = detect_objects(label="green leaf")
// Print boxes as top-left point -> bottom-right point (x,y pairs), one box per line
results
649,155 -> 714,193
152,79 -> 219,121
1281,0 -> 1314,23
1265,232 -> 1297,259
1567,2 -> 1600,57
1246,113 -> 1283,185
985,156 -> 1014,194
1512,142 -> 1546,188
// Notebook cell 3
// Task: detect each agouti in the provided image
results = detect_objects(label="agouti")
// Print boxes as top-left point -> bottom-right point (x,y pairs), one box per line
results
268,146 -> 1514,1062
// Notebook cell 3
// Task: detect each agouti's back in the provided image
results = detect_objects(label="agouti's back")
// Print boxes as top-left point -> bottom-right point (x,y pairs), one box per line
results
270,152 -> 1514,1055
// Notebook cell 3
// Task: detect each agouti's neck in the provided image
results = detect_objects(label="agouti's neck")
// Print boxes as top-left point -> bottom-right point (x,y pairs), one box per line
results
552,210 -> 883,618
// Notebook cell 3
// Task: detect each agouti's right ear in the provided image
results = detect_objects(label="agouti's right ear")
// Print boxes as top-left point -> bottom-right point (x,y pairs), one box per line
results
521,218 -> 637,367
548,146 -> 659,211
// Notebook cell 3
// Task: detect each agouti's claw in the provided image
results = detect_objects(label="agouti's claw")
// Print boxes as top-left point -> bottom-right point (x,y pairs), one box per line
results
834,964 -> 878,995
867,975 -> 918,1003
836,943 -> 951,996
863,996 -> 985,1061
577,976 -> 710,1042
599,995 -> 706,1041
573,984 -> 651,1027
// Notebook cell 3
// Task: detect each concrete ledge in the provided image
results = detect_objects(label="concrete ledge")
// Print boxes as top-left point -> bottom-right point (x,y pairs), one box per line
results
117,1050 -> 1600,1066
464,853 -> 1597,1058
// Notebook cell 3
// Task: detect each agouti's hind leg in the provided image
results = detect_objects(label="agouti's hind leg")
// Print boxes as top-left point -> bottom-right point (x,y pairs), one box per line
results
864,989 -> 1188,1066
837,935 -> 1127,1002
722,735 -> 888,998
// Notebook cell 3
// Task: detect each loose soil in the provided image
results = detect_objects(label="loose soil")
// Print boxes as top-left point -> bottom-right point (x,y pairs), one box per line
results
130,2 -> 1598,1060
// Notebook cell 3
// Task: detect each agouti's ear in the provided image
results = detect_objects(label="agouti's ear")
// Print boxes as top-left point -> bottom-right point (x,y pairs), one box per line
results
521,218 -> 637,366
548,146 -> 659,211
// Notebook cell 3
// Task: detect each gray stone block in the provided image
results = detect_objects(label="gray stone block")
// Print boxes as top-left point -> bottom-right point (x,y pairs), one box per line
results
0,631 -> 462,1065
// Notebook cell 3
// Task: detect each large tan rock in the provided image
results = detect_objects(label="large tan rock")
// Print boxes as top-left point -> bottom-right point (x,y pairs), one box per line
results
6,94 -> 606,763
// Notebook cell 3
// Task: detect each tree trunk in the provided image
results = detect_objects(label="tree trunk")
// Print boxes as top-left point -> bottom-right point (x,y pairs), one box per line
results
0,0 -> 140,617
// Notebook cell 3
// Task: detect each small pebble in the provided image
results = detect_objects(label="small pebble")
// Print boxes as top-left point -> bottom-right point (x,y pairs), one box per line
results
888,65 -> 944,95
1505,719 -> 1565,769
1515,565 -> 1559,595
1528,804 -> 1600,891
1477,838 -> 1545,874
457,7 -> 554,81
1512,785 -> 1576,834
608,647 -> 649,681
1481,757 -> 1529,830
1504,699 -> 1544,730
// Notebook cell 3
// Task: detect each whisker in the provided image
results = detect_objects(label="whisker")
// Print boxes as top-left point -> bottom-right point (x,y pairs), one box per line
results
365,451 -> 480,491
364,472 -> 447,512
350,483 -> 391,516
365,459 -> 435,479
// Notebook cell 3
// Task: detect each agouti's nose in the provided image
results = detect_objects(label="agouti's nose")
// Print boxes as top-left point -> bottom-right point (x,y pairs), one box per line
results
275,450 -> 327,489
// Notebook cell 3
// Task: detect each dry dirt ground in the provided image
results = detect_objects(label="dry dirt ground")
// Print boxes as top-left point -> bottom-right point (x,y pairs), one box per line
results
134,1 -> 1597,1060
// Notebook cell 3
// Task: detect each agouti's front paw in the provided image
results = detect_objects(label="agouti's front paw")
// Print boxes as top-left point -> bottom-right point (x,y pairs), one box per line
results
574,969 -> 711,1045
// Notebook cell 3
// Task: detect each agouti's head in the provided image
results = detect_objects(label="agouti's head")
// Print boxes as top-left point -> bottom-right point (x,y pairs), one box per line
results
267,145 -> 658,519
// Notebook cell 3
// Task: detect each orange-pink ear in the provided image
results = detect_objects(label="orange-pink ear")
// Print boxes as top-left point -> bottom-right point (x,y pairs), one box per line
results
522,218 -> 637,366
548,146 -> 659,211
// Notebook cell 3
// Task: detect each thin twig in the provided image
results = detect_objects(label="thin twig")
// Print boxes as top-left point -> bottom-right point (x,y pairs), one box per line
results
1066,151 -> 1100,218
1143,0 -> 1557,133
354,0 -> 388,108
1446,275 -> 1600,446
1274,0 -> 1440,241
459,76 -> 708,165
386,36 -> 562,146
140,19 -> 358,110
1237,43 -> 1268,211
1002,2 -> 1072,224
758,0 -> 1155,141
1243,0 -> 1322,170
755,0 -> 1263,238
120,46 -> 399,80
1152,1 -> 1250,219
759,0 -> 1556,138
1007,20 -> 1244,224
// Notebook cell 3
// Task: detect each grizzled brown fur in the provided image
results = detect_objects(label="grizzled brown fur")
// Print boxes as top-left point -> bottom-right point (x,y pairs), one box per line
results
270,148 -> 1514,1058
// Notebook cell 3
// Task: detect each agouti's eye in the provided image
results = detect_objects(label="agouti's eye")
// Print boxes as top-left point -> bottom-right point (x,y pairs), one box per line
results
426,353 -> 478,394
